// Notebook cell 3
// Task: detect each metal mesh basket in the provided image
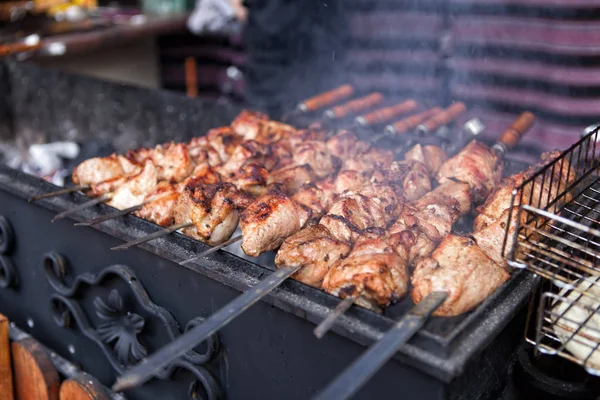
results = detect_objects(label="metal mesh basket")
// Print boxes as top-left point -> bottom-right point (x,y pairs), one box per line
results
503,126 -> 600,374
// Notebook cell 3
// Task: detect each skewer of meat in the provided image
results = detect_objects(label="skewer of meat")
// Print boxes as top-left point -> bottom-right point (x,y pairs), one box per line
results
29,83 -> 348,202
312,112 -> 537,400
109,145 -> 444,393
312,114 -> 531,337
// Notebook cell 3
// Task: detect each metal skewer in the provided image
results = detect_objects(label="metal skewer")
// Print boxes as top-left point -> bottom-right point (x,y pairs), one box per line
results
313,296 -> 356,339
74,204 -> 144,227
51,194 -> 112,223
28,185 -> 90,202
110,221 -> 193,251
312,291 -> 448,400
112,264 -> 302,392
179,234 -> 243,265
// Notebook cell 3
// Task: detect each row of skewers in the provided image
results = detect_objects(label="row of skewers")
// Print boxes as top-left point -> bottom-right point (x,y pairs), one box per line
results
27,85 -> 569,397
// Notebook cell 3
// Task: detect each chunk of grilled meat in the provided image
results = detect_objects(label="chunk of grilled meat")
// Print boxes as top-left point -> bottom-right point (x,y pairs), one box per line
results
107,160 -> 158,210
371,160 -> 431,202
404,144 -> 448,175
240,185 -> 312,257
230,110 -> 269,140
127,142 -> 193,183
173,182 -> 250,246
411,235 -> 509,316
341,147 -> 394,172
267,164 -> 317,194
233,162 -> 269,197
135,182 -> 183,227
326,131 -> 369,159
293,140 -> 341,179
275,224 -> 352,288
322,236 -> 410,310
218,140 -> 266,179
72,154 -> 141,187
436,140 -> 503,203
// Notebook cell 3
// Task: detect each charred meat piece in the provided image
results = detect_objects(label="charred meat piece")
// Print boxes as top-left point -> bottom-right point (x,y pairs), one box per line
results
275,225 -> 351,288
326,131 -> 369,159
341,147 -> 394,172
240,185 -> 312,257
404,144 -> 448,175
323,236 -> 409,310
409,191 -> 462,243
230,110 -> 269,140
150,142 -> 194,183
472,207 -> 518,266
135,182 -> 183,227
107,160 -> 158,210
436,140 -> 503,203
173,182 -> 249,246
293,140 -> 340,179
320,193 -> 390,243
267,164 -> 316,194
411,235 -> 509,316
72,154 -> 140,187
218,140 -> 266,179
232,162 -> 269,197
371,160 -> 431,202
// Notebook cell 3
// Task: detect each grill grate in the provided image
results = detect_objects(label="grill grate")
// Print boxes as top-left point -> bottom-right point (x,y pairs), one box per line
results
503,127 -> 600,374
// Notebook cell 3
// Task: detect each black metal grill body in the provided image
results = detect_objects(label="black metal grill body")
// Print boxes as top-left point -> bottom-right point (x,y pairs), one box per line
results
0,59 -> 535,399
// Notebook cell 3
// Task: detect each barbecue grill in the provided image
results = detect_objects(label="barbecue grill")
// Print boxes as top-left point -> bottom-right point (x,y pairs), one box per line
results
504,125 -> 600,380
0,59 -> 539,400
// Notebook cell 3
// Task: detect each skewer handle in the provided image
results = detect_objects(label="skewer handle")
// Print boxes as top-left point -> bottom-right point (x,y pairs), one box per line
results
324,93 -> 384,120
384,107 -> 443,136
355,100 -> 418,127
299,85 -> 355,113
112,265 -> 301,392
417,102 -> 467,134
497,111 -> 536,151
313,291 -> 448,400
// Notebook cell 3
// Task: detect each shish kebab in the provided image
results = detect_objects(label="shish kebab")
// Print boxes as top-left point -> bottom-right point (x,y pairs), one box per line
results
178,101 -> 466,262
44,90 -> 404,227
111,101 -> 458,252
27,84 -> 356,203
111,111 -> 535,393
313,113 -> 579,400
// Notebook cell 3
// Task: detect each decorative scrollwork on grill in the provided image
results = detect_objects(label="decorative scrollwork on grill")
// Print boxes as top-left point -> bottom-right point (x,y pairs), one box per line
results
0,215 -> 14,254
44,257 -> 222,399
0,215 -> 17,289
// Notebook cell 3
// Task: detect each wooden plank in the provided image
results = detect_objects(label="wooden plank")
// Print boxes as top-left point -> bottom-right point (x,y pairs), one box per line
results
0,314 -> 13,400
12,338 -> 59,400
60,373 -> 110,400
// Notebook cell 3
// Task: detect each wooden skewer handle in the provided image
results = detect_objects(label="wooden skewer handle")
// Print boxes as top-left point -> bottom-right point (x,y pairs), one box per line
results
356,99 -> 418,126
386,107 -> 442,135
299,84 -> 354,112
420,102 -> 467,132
497,111 -> 535,151
326,92 -> 384,120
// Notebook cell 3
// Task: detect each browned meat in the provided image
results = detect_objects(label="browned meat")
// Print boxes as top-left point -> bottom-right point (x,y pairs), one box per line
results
404,144 -> 448,175
431,181 -> 472,216
326,131 -> 369,159
411,235 -> 509,316
72,154 -> 140,186
186,164 -> 222,186
256,121 -> 298,144
472,207 -> 518,266
323,236 -> 409,310
384,160 -> 431,201
388,207 -> 437,265
230,110 -> 269,140
410,191 -> 461,243
319,193 -> 389,243
232,162 -> 269,197
240,186 -> 312,257
436,141 -> 503,203
135,182 -> 182,227
293,140 -> 340,178
267,164 -> 316,194
203,126 -> 243,162
151,142 -> 194,183
107,160 -> 158,210
173,182 -> 246,245
275,225 -> 352,288
218,141 -> 266,178
341,147 -> 394,172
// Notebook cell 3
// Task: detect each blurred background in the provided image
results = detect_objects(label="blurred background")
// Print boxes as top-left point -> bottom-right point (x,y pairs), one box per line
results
1,0 -> 599,163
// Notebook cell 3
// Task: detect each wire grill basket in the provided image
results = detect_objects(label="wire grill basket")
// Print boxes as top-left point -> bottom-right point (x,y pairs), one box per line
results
503,127 -> 600,374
